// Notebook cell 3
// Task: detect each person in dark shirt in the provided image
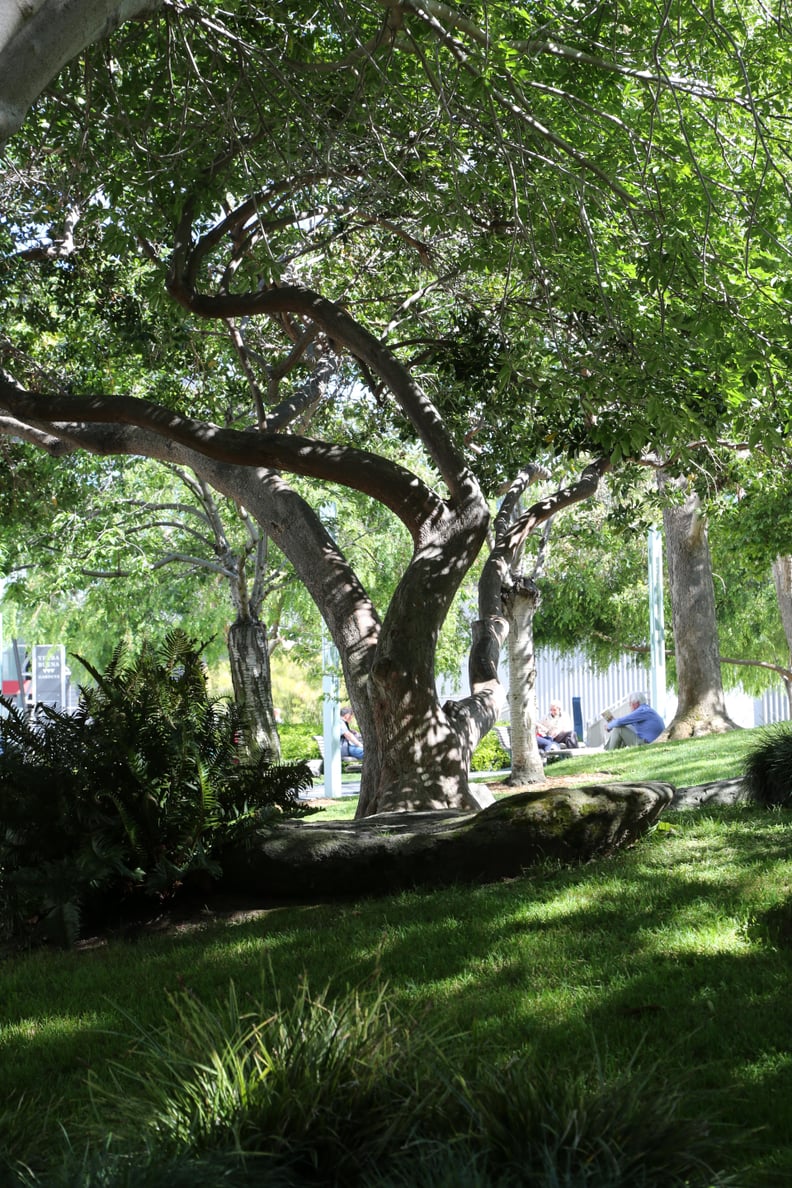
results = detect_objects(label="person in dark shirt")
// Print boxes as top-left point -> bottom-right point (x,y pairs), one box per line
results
340,706 -> 364,759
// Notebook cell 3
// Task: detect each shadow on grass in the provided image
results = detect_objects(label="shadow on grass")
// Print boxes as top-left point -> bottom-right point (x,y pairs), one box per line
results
2,803 -> 792,1184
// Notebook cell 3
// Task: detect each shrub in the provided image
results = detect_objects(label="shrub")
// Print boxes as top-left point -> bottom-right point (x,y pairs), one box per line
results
0,632 -> 314,945
471,726 -> 509,772
742,724 -> 792,807
87,980 -> 442,1184
277,722 -> 322,764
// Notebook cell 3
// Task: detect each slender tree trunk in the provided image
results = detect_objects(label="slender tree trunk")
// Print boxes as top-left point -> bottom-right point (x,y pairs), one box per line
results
662,482 -> 738,737
504,578 -> 545,784
227,615 -> 280,759
771,556 -> 792,718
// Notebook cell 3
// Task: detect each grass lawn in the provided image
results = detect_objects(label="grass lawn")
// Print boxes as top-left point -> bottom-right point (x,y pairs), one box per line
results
2,727 -> 792,1183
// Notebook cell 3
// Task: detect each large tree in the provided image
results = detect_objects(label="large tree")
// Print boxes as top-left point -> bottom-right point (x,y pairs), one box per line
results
2,3 -> 792,812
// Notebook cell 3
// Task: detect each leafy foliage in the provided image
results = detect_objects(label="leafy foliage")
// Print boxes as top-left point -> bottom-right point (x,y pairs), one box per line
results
471,728 -> 510,773
0,631 -> 313,945
26,978 -> 731,1188
742,724 -> 792,808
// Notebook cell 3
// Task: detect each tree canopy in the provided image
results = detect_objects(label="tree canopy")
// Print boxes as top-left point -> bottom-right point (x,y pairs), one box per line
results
2,1 -> 792,810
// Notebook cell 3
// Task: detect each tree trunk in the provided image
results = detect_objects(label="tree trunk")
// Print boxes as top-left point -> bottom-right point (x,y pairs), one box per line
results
358,498 -> 496,817
227,615 -> 280,760
223,781 -> 674,899
771,556 -> 792,717
662,483 -> 738,737
504,577 -> 546,784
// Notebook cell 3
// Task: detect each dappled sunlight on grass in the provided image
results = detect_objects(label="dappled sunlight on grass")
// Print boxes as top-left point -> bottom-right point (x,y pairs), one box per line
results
542,728 -> 760,790
645,917 -> 752,958
3,802 -> 792,1182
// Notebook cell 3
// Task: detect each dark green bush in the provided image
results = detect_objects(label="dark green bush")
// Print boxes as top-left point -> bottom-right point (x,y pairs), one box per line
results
0,632 -> 314,945
742,724 -> 792,807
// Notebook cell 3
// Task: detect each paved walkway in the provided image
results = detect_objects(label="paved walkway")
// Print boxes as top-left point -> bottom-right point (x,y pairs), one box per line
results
300,769 -> 512,801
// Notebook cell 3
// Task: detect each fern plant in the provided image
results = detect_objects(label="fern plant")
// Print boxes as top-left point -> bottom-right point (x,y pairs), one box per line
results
0,631 -> 313,945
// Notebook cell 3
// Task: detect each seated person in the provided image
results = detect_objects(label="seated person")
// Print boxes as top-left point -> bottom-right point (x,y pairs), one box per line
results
536,727 -> 556,753
538,701 -> 579,749
604,693 -> 664,750
339,706 -> 364,759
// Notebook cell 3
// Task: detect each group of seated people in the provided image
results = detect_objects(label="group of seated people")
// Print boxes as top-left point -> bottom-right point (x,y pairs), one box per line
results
340,693 -> 663,764
537,692 -> 664,753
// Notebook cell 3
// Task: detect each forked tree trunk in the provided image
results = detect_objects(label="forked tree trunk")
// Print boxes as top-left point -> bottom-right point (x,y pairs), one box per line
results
227,615 -> 280,759
663,483 -> 738,738
504,577 -> 545,784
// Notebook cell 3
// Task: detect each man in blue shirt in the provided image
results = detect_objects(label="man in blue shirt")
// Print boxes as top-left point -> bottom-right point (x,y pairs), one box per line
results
604,693 -> 664,750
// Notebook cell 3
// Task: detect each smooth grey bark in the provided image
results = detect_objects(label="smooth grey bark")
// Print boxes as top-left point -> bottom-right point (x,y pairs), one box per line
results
494,467 -> 552,785
504,577 -> 545,784
479,459 -> 610,783
772,555 -> 792,716
662,482 -> 738,737
0,0 -> 162,144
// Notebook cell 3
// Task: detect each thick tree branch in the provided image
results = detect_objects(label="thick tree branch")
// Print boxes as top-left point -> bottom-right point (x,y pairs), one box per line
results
0,377 -> 444,543
164,279 -> 478,508
0,0 -> 163,144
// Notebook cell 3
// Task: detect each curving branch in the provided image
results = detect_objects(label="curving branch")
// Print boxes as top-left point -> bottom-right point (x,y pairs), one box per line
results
0,376 -> 445,544
0,0 -> 163,144
164,278 -> 478,507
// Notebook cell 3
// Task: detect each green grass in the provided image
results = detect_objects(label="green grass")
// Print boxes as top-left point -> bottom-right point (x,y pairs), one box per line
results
307,728 -> 757,823
2,727 -> 791,1183
542,728 -> 754,787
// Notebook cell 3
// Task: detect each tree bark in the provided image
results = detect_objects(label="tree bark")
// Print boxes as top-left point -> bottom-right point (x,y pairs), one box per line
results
504,578 -> 546,784
222,781 -> 674,899
227,615 -> 280,760
772,556 -> 792,717
662,482 -> 738,737
360,494 -> 495,816
0,0 -> 162,144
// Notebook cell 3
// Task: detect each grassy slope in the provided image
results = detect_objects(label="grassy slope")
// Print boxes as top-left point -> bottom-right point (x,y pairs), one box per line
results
2,726 -> 791,1183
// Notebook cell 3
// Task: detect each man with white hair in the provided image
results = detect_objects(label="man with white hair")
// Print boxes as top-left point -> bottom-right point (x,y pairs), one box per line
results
604,692 -> 664,751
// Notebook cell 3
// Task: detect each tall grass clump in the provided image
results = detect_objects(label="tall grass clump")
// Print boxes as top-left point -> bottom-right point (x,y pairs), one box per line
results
0,631 -> 314,946
87,980 -> 441,1184
742,723 -> 792,808
47,980 -> 734,1188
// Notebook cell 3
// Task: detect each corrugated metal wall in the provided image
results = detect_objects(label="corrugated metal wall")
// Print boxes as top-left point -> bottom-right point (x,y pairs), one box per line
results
533,648 -> 649,731
503,647 -> 790,739
439,647 -> 791,736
